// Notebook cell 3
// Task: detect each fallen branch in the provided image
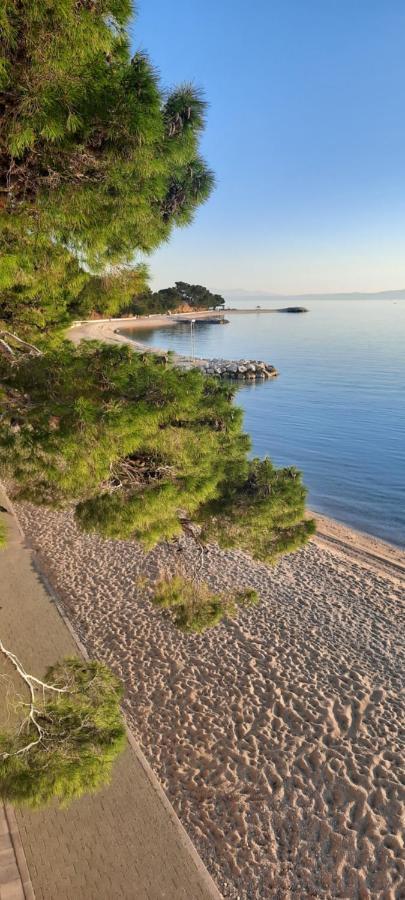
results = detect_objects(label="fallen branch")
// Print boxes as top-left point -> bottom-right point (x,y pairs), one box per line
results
0,639 -> 67,759
0,332 -> 43,359
0,655 -> 125,807
0,337 -> 15,359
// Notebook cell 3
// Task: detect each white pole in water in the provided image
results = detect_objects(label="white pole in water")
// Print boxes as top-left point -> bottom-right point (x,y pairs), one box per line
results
190,319 -> 196,360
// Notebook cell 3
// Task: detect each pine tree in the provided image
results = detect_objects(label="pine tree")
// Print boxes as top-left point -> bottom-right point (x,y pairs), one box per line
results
0,343 -> 315,560
0,1 -> 314,562
0,1 -> 214,333
128,282 -> 225,316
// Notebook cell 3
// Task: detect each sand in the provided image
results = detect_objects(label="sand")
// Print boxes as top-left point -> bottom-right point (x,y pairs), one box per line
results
14,501 -> 404,900
68,308 -> 305,355
69,313 -> 228,366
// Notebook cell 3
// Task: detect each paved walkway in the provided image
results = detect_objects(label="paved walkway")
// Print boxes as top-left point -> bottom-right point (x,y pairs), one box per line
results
0,804 -> 34,900
0,492 -> 221,900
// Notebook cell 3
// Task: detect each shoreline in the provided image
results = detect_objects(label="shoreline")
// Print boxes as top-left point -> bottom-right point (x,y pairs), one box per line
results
310,511 -> 405,582
69,306 -> 305,346
68,316 -> 405,568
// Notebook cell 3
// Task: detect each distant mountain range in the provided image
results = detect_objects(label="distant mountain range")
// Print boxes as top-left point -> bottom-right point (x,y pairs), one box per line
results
220,288 -> 405,301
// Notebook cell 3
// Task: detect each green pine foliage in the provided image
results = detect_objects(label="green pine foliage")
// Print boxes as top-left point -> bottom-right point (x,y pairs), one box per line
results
129,282 -> 225,316
0,0 -> 314,568
199,458 -> 316,562
0,658 -> 126,808
0,211 -> 150,337
0,342 -> 315,560
152,576 -> 226,633
0,1 -> 214,334
72,267 -> 149,320
152,575 -> 259,633
0,225 -> 89,336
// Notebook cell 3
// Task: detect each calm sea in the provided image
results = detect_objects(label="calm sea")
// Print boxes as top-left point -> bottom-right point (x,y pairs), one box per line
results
123,299 -> 405,547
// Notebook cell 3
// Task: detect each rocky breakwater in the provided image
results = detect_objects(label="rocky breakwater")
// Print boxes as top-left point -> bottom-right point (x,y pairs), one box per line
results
200,358 -> 278,380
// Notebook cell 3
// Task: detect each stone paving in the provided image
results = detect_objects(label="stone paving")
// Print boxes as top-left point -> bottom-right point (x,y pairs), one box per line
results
0,492 -> 221,900
0,804 -> 34,900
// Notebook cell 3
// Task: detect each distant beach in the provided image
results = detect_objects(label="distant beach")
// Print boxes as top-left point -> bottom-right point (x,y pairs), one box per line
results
69,307 -> 306,348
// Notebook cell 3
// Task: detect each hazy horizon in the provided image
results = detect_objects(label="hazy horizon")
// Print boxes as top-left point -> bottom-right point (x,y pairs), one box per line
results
218,287 -> 405,300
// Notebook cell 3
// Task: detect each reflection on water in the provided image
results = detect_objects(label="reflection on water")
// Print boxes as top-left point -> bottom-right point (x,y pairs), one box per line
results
123,300 -> 405,547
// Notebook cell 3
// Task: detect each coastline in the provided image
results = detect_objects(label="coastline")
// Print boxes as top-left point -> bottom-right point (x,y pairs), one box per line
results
68,316 -> 405,566
69,307 -> 305,348
69,312 -> 225,367
310,511 -> 405,582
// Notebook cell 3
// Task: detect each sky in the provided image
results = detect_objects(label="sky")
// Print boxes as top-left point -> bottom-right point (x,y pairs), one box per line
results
131,0 -> 405,295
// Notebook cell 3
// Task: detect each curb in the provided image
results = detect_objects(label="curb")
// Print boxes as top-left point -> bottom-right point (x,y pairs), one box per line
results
0,489 -> 36,900
4,805 -> 35,900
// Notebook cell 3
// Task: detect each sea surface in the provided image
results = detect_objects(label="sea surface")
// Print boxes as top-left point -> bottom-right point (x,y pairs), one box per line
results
123,298 -> 405,547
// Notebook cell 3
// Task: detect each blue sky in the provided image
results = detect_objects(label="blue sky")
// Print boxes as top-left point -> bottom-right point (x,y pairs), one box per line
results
131,1 -> 405,294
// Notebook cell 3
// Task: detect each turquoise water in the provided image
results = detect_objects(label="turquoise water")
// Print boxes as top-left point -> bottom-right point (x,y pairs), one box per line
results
123,299 -> 405,547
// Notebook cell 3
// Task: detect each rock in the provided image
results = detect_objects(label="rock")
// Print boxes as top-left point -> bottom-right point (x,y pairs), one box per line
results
195,356 -> 277,380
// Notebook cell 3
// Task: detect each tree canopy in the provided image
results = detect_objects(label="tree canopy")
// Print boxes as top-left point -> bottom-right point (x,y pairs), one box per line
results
127,281 -> 225,316
0,1 -> 214,335
0,341 -> 314,560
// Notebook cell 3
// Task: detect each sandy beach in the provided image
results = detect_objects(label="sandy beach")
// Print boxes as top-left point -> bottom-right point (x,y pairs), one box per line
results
15,500 -> 404,900
68,309 -> 304,354
69,313 -> 228,364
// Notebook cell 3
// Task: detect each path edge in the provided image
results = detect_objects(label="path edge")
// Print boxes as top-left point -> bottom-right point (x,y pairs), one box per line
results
4,804 -> 35,900
3,486 -> 222,900
0,488 -> 36,900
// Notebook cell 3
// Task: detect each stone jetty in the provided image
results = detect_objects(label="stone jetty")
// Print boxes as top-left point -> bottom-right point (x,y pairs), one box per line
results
198,358 -> 278,380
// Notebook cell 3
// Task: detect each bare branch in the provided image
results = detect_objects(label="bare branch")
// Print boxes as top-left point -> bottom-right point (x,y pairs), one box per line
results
0,639 -> 68,759
0,332 -> 43,357
0,337 -> 15,359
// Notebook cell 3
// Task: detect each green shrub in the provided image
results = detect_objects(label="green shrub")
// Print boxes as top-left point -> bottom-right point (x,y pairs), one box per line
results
152,575 -> 259,633
0,658 -> 126,808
